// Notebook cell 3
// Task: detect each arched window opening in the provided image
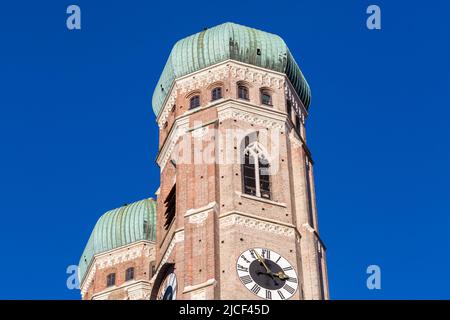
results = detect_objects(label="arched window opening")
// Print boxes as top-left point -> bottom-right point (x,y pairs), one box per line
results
242,135 -> 271,199
106,273 -> 116,287
211,87 -> 222,101
238,85 -> 249,100
261,90 -> 272,106
189,95 -> 200,109
125,267 -> 134,281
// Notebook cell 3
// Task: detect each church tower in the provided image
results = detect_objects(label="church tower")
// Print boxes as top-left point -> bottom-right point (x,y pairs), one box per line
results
150,22 -> 329,300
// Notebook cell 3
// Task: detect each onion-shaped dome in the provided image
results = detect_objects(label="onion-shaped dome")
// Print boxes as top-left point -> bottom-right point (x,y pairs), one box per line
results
152,22 -> 311,116
78,198 -> 156,283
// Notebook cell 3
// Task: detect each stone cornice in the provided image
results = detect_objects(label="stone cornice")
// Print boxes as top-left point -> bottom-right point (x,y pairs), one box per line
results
217,100 -> 287,130
183,278 -> 217,294
156,116 -> 189,171
302,223 -> 327,251
80,240 -> 154,296
91,280 -> 152,300
185,202 -> 218,225
156,60 -> 291,128
285,79 -> 308,123
152,229 -> 185,283
156,98 -> 290,172
219,211 -> 299,239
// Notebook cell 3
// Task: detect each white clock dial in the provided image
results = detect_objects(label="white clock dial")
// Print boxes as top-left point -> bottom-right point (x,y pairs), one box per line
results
157,272 -> 177,300
236,247 -> 298,300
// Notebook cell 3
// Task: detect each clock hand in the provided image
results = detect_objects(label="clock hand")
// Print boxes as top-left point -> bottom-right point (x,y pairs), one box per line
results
272,271 -> 289,280
256,271 -> 280,286
254,250 -> 272,274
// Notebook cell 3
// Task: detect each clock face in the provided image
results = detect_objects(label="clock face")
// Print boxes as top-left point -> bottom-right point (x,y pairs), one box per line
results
236,248 -> 298,300
157,272 -> 177,300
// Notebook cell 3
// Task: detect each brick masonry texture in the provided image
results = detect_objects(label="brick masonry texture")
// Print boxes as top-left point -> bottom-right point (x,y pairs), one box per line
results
82,61 -> 329,300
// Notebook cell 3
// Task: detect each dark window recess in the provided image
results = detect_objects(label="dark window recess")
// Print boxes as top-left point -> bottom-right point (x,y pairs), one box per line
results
242,134 -> 271,200
244,135 -> 251,148
261,91 -> 272,106
238,85 -> 249,100
211,87 -> 222,101
317,245 -> 325,299
189,95 -> 200,109
125,267 -> 134,281
143,219 -> 149,237
295,114 -> 301,132
243,153 -> 256,197
106,273 -> 116,287
286,100 -> 292,118
305,162 -> 314,228
259,159 -> 271,200
256,48 -> 261,55
150,262 -> 157,278
164,184 -> 176,230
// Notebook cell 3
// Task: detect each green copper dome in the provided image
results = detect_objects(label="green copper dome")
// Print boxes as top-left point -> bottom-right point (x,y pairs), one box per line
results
152,22 -> 311,116
78,198 -> 156,283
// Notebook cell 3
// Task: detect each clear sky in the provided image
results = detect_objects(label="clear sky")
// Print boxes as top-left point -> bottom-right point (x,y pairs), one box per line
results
0,1 -> 449,299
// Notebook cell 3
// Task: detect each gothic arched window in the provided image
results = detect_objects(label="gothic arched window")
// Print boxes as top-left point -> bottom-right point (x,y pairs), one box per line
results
211,87 -> 222,101
242,135 -> 271,199
189,95 -> 200,109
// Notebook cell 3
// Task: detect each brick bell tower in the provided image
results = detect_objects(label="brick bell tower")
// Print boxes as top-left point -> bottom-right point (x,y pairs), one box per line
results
149,22 -> 329,300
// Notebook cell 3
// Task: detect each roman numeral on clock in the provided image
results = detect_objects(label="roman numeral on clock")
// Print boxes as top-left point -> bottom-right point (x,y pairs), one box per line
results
286,277 -> 298,284
277,290 -> 286,300
251,284 -> 261,294
265,290 -> 272,300
262,249 -> 271,260
240,255 -> 250,264
283,283 -> 296,295
283,266 -> 293,271
237,264 -> 248,272
240,275 -> 253,285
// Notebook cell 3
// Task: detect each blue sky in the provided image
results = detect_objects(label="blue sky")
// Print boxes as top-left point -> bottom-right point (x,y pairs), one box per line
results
0,1 -> 449,299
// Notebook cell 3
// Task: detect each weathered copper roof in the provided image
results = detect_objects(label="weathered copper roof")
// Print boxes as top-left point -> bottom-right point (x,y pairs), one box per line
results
152,22 -> 311,116
78,198 -> 156,283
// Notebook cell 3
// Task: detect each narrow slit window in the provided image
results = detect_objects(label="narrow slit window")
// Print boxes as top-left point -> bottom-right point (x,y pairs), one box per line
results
295,114 -> 301,132
286,100 -> 292,118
